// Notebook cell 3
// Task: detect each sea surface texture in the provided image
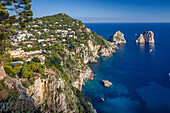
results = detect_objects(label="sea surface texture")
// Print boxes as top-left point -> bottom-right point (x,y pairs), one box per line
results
83,23 -> 170,113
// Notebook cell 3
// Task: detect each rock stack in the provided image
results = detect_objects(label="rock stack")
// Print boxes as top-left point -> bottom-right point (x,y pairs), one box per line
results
136,31 -> 154,43
102,80 -> 112,87
109,31 -> 126,44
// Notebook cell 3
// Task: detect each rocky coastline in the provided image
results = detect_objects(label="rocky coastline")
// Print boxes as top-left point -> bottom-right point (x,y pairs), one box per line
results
0,17 -> 126,113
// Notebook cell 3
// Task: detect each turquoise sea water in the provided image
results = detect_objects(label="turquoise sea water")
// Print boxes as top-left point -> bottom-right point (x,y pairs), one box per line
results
82,23 -> 170,113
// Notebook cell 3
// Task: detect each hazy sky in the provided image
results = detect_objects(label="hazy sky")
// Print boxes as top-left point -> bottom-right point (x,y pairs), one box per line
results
32,0 -> 170,23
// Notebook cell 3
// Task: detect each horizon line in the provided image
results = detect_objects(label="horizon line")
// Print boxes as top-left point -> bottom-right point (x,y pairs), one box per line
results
84,22 -> 170,24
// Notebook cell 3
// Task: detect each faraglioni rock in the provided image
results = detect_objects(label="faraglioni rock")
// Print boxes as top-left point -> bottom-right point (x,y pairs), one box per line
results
102,80 -> 112,87
135,34 -> 145,43
136,31 -> 154,43
109,31 -> 126,44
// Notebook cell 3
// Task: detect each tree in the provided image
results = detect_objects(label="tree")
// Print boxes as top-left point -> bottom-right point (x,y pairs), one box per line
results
33,57 -> 40,62
0,0 -> 33,56
22,70 -> 31,78
13,66 -> 20,75
4,65 -> 15,77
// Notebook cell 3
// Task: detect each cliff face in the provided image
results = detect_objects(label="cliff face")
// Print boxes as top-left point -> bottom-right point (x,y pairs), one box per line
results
27,75 -> 68,112
109,31 -> 126,44
75,40 -> 117,64
136,31 -> 154,43
0,65 -> 7,80
0,66 -> 36,112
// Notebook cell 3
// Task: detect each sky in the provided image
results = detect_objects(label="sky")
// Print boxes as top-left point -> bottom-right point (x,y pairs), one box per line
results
31,0 -> 170,23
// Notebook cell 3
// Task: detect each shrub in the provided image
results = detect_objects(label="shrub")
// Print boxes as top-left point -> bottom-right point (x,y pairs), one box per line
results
41,74 -> 48,79
33,57 -> 40,62
57,87 -> 63,93
72,87 -> 77,94
4,66 -> 15,78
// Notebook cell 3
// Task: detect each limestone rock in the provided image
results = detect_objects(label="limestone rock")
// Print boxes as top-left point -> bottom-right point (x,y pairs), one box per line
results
100,47 -> 116,57
136,34 -> 145,43
109,31 -> 126,44
26,75 -> 67,112
102,80 -> 112,87
136,31 -> 154,43
0,66 -> 7,80
143,31 -> 154,43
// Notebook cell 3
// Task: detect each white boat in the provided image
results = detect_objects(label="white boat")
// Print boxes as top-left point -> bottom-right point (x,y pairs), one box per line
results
101,98 -> 105,102
150,49 -> 153,53
135,33 -> 137,36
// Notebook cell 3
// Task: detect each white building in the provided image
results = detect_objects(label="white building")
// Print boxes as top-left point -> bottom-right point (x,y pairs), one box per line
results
27,44 -> 32,48
38,39 -> 45,43
33,25 -> 39,27
80,44 -> 85,47
43,29 -> 49,32
69,35 -> 73,37
38,20 -> 43,24
26,50 -> 42,55
37,31 -> 41,35
42,44 -> 47,47
68,28 -> 72,31
62,39 -> 66,42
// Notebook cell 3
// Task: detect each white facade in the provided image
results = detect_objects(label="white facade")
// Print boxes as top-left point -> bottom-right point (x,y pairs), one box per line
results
38,39 -> 45,43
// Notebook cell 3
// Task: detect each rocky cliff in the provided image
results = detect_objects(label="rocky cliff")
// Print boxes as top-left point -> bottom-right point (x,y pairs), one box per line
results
136,31 -> 154,43
0,14 -> 120,113
0,66 -> 36,112
109,31 -> 126,44
0,41 -> 117,112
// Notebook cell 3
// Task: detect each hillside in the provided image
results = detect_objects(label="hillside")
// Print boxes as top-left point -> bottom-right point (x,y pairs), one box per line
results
0,13 -> 118,112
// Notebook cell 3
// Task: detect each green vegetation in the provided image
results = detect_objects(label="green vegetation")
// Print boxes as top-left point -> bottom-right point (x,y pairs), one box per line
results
0,0 -> 32,56
0,11 -> 112,112
57,87 -> 63,93
33,57 -> 40,62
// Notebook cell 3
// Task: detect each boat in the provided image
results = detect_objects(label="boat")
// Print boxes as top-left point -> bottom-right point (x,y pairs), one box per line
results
150,49 -> 153,53
101,98 -> 105,102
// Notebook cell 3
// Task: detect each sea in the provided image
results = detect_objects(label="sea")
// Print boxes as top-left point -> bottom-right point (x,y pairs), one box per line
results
82,23 -> 170,113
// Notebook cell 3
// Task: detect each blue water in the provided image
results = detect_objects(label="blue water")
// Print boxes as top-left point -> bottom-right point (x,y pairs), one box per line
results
82,23 -> 170,113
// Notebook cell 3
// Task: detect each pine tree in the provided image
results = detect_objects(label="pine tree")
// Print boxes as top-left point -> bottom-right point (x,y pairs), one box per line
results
0,0 -> 32,64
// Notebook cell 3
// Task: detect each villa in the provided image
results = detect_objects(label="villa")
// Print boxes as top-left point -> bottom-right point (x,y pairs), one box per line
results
27,44 -> 32,48
8,50 -> 26,58
38,39 -> 45,43
85,28 -> 91,33
44,69 -> 57,75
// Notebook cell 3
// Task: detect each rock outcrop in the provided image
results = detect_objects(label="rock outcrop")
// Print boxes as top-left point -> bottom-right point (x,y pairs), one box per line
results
27,75 -> 68,112
136,34 -> 145,43
136,31 -> 154,43
75,40 -> 117,64
109,31 -> 126,44
103,80 -> 112,87
0,65 -> 7,80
